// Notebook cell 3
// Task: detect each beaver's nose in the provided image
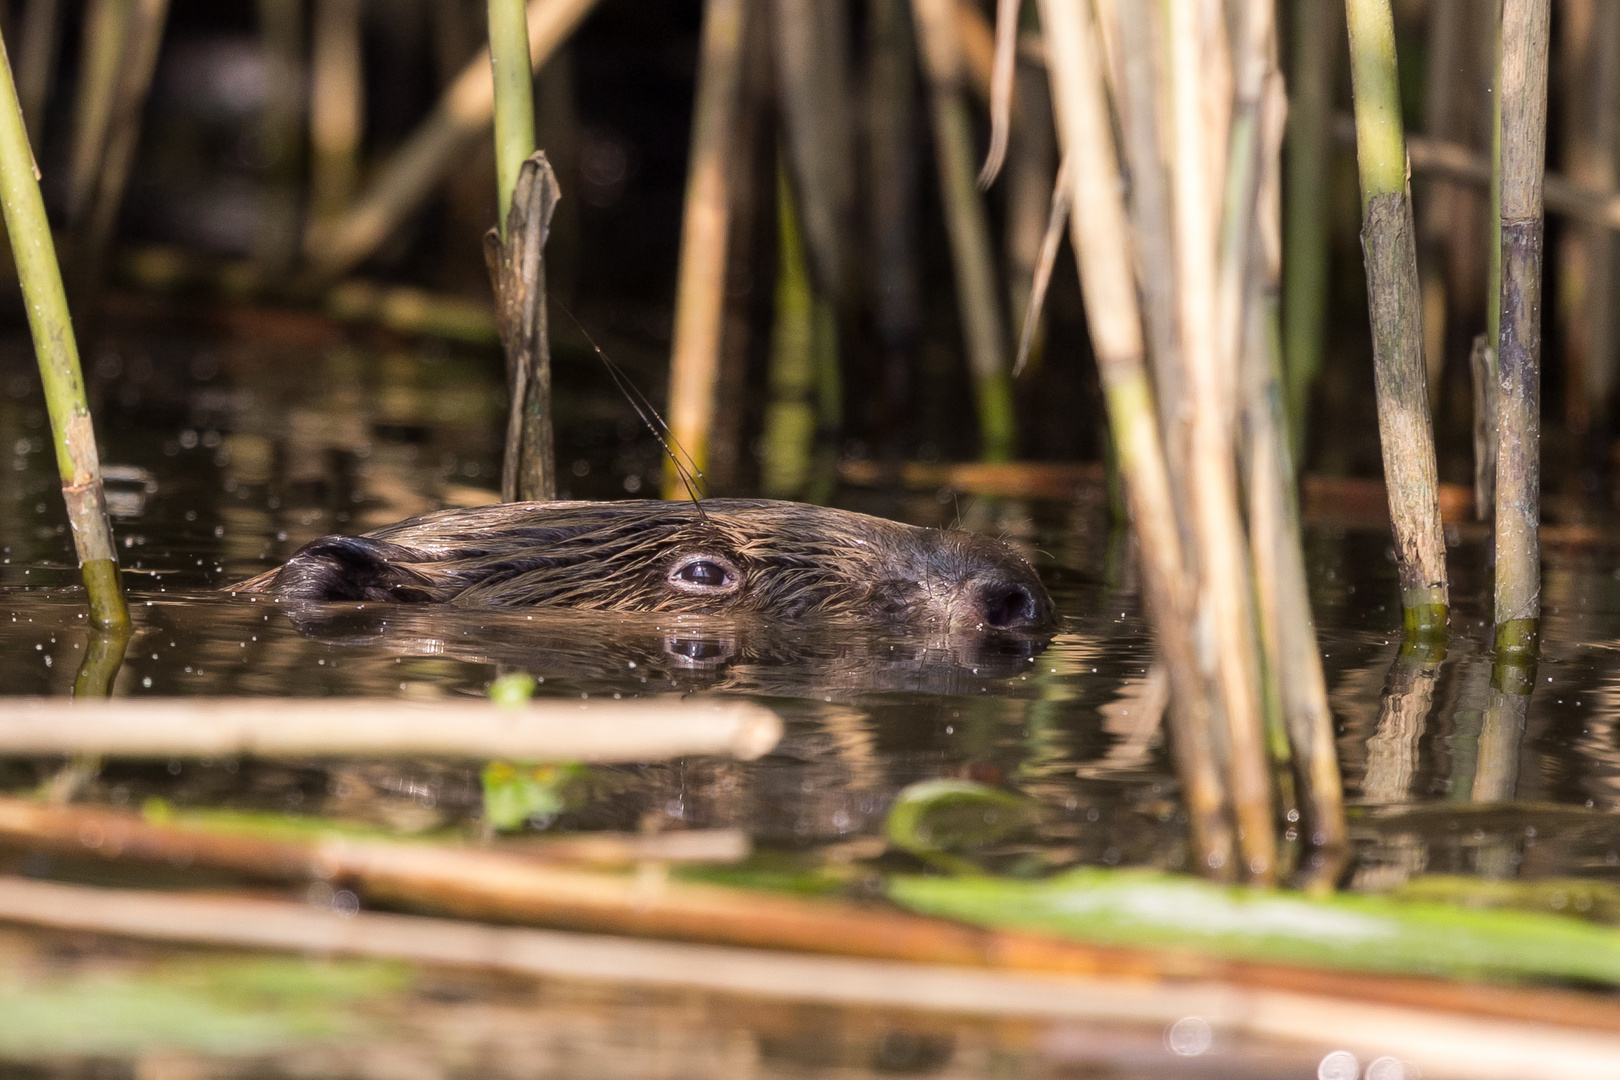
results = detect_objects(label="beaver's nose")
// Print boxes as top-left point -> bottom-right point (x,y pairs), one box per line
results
976,581 -> 1044,629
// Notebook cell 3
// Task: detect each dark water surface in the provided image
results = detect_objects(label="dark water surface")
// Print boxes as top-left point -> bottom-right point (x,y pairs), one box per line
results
4,325 -> 1620,1076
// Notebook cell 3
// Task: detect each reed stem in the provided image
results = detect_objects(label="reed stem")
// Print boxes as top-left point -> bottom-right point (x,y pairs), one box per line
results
1344,0 -> 1450,637
488,0 -> 537,234
255,0 -> 304,280
662,0 -> 746,498
762,162 -> 816,499
913,0 -> 1015,462
1493,0 -> 1550,657
310,0 -> 365,223
1167,0 -> 1274,881
305,0 -> 599,281
15,0 -> 60,144
1038,0 -> 1234,878
0,28 -> 127,630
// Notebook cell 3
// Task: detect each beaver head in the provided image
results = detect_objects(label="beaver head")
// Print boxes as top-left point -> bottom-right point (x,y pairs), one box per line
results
236,499 -> 1056,633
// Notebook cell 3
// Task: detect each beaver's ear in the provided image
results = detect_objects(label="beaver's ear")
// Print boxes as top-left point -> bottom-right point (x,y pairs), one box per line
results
269,536 -> 439,603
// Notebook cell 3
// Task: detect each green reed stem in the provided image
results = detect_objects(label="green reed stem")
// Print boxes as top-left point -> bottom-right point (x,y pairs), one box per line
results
1282,0 -> 1335,458
0,28 -> 127,630
488,0 -> 536,234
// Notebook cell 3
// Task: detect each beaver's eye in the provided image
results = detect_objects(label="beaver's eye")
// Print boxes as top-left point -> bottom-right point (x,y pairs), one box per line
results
667,554 -> 739,593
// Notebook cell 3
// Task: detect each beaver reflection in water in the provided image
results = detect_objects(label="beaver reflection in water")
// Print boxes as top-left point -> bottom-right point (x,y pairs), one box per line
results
237,499 -> 1055,633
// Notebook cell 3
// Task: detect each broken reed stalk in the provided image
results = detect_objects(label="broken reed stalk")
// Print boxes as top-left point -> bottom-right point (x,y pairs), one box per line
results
1282,0 -> 1336,456
1493,0 -> 1550,657
0,29 -> 127,631
304,0 -> 599,282
1037,0 -> 1235,879
488,0 -> 537,233
309,0 -> 365,223
486,154 -> 560,502
1344,0 -> 1450,638
1166,0 -> 1274,882
662,0 -> 745,498
912,0 -> 1016,462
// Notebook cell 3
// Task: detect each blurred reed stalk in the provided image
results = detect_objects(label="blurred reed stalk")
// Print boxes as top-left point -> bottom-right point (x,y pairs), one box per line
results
15,0 -> 60,143
865,0 -> 920,453
1478,3 -> 1504,521
305,0 -> 598,282
912,0 -> 1015,462
488,0 -> 537,232
1038,0 -> 1235,879
1168,0 -> 1273,882
255,0 -> 305,282
0,27 -> 128,630
1416,0 -> 1462,407
1344,0 -> 1449,639
662,0 -> 746,498
1281,0 -> 1336,459
1493,0 -> 1550,658
82,0 -> 167,299
762,162 -> 817,499
309,0 -> 365,224
1554,0 -> 1619,447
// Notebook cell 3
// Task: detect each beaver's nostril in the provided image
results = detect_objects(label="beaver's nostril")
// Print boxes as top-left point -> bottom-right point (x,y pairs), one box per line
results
980,583 -> 1039,628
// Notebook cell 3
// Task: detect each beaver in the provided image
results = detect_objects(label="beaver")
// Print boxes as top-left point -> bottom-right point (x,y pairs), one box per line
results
235,499 -> 1056,633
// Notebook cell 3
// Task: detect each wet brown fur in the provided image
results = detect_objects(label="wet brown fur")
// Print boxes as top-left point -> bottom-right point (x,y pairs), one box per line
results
235,499 -> 1055,632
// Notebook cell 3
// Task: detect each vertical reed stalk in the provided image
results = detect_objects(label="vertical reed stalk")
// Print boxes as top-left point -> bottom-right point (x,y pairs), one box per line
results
1584,1 -> 1620,440
1111,3 -> 1183,495
662,0 -> 745,498
486,155 -> 560,502
1003,62 -> 1054,374
1476,2 -> 1504,520
1555,0 -> 1618,440
77,0 -> 167,300
16,0 -> 60,143
65,0 -> 128,232
255,0 -> 306,281
1168,0 -> 1274,881
1282,0 -> 1337,455
1038,0 -> 1235,878
488,0 -> 536,233
0,28 -> 127,630
1243,62 -> 1347,859
310,0 -> 365,223
912,0 -> 1015,462
773,0 -> 854,308
1417,0 -> 1463,407
866,0 -> 920,452
1493,0 -> 1550,657
304,0 -> 600,282
1345,0 -> 1450,637
762,163 -> 816,500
